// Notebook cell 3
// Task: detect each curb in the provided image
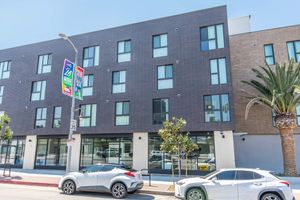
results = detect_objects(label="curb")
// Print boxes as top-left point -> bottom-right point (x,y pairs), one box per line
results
0,180 -> 58,187
138,189 -> 174,196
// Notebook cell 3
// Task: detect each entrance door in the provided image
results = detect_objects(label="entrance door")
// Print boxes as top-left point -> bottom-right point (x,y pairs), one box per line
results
108,142 -> 119,164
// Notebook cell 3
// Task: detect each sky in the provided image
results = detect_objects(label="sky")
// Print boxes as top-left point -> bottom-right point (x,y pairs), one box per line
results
1,0 -> 300,50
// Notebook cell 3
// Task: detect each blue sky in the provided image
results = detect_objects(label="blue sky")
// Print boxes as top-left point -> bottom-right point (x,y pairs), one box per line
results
1,0 -> 300,50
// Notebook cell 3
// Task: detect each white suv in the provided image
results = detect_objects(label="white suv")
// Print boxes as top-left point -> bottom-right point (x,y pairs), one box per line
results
175,168 -> 295,200
58,164 -> 143,199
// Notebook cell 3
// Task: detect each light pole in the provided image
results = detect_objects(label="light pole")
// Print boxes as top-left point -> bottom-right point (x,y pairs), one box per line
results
59,33 -> 78,173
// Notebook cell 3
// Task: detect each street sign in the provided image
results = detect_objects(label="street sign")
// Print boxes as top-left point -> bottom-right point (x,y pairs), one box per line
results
74,66 -> 84,100
70,119 -> 77,131
62,59 -> 75,97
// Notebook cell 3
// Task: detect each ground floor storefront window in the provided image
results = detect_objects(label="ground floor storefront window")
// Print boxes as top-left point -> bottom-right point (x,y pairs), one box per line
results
80,136 -> 133,167
35,138 -> 67,168
148,132 -> 215,174
0,138 -> 25,167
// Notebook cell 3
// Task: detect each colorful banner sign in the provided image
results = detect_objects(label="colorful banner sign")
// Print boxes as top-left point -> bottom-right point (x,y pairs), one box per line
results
74,66 -> 84,100
62,59 -> 75,97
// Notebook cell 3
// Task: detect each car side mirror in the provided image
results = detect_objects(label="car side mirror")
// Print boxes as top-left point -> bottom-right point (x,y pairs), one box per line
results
81,169 -> 87,173
211,177 -> 217,183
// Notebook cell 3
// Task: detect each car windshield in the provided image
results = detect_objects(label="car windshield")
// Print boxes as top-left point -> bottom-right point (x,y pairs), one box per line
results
201,170 -> 220,179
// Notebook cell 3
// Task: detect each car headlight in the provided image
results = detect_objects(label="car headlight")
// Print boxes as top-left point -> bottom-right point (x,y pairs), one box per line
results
176,181 -> 185,186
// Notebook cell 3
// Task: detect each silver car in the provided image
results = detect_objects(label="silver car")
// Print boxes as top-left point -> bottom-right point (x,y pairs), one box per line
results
58,164 -> 143,199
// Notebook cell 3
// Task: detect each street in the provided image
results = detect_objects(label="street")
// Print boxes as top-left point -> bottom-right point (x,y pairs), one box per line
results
0,184 -> 177,200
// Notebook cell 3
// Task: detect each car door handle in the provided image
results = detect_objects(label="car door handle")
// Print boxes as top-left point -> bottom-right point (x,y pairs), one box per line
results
254,183 -> 262,186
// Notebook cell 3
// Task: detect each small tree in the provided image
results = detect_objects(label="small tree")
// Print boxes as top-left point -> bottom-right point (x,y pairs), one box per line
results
158,117 -> 198,179
0,113 -> 12,142
182,133 -> 199,176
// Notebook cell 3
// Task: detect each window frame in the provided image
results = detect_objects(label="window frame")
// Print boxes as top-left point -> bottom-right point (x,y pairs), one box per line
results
157,64 -> 173,90
287,41 -> 300,63
209,58 -> 227,85
152,33 -> 168,58
115,101 -> 130,126
37,54 -> 52,74
152,98 -> 169,124
79,104 -> 97,127
82,74 -> 94,96
0,86 -> 4,104
204,94 -> 230,122
117,40 -> 131,63
264,44 -> 275,65
31,80 -> 46,101
82,46 -> 100,68
35,107 -> 47,129
52,106 -> 62,128
0,60 -> 11,80
200,24 -> 225,51
112,71 -> 126,94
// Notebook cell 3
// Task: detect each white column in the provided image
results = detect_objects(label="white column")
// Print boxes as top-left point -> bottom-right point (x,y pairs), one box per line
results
23,135 -> 37,169
133,132 -> 148,170
70,134 -> 81,172
214,130 -> 236,169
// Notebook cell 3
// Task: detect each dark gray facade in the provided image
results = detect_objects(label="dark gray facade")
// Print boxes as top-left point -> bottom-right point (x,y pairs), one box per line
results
0,6 -> 234,137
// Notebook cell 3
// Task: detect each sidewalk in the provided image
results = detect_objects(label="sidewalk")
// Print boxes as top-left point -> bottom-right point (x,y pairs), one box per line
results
0,169 -> 174,196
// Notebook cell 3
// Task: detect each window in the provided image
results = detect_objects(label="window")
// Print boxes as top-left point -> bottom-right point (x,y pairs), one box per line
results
236,171 -> 263,180
210,58 -> 227,85
83,46 -> 100,67
53,107 -> 62,128
0,138 -> 25,166
118,40 -> 131,62
0,86 -> 4,104
287,41 -> 300,63
31,81 -> 46,101
112,71 -> 126,93
158,65 -> 173,89
200,24 -> 224,51
264,44 -> 275,65
296,104 -> 300,126
35,108 -> 47,128
37,54 -> 52,74
79,104 -> 97,127
153,34 -> 168,57
153,99 -> 169,124
0,60 -> 11,79
204,94 -> 230,122
83,74 -> 94,96
215,170 -> 236,180
80,137 -> 133,167
115,101 -> 130,126
35,138 -> 67,167
149,133 -> 215,172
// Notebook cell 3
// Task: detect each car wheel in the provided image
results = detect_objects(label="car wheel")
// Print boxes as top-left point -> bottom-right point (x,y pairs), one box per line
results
62,180 -> 76,195
261,193 -> 282,200
111,182 -> 127,199
186,188 -> 206,200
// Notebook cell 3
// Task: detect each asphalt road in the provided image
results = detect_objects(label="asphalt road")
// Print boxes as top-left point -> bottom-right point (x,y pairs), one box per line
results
0,184 -> 177,200
0,183 -> 299,200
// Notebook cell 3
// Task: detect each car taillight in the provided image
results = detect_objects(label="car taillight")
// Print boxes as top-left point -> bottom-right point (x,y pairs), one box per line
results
124,171 -> 135,177
280,181 -> 290,187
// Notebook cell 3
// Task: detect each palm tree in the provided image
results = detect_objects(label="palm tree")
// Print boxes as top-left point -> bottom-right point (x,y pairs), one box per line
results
243,60 -> 299,176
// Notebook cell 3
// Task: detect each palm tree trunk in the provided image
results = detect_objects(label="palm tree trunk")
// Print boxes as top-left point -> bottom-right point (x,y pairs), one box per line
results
279,128 -> 297,176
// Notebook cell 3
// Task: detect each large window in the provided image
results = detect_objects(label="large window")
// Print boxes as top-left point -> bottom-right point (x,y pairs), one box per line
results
264,44 -> 275,65
153,99 -> 169,124
83,74 -> 94,96
80,137 -> 133,167
158,65 -> 173,89
37,54 -> 52,74
0,86 -> 4,104
149,133 -> 215,172
79,104 -> 97,127
53,106 -> 62,128
118,40 -> 131,62
83,46 -> 100,67
200,24 -> 224,51
115,101 -> 130,126
0,138 -> 25,166
31,81 -> 46,101
112,71 -> 126,93
35,108 -> 47,128
210,58 -> 227,85
35,138 -> 67,167
287,41 -> 300,63
204,94 -> 230,122
0,60 -> 11,79
153,34 -> 168,58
